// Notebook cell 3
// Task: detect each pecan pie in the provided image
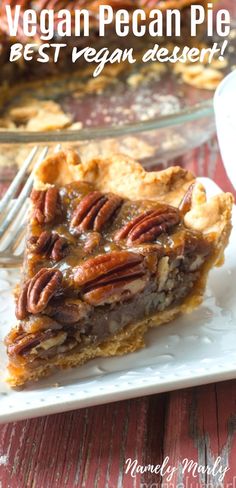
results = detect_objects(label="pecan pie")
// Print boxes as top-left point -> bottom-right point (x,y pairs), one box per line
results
5,150 -> 233,386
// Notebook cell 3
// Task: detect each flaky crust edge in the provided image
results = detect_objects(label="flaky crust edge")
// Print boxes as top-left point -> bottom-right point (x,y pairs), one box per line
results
6,150 -> 234,386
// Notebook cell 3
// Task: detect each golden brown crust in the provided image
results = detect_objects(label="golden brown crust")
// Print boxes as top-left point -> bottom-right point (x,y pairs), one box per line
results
35,150 -> 195,199
7,150 -> 233,387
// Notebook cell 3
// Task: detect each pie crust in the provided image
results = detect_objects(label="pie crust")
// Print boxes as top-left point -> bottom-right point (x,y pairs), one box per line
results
5,150 -> 233,386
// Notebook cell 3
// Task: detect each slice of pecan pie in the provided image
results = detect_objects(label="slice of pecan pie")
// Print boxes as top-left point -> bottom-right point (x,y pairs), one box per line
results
5,150 -> 233,386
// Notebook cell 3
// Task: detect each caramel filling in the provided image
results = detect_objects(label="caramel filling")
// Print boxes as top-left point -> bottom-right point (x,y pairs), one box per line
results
5,180 -> 213,367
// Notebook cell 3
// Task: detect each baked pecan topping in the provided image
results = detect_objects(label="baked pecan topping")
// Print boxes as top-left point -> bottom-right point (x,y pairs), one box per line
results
71,191 -> 123,232
16,268 -> 63,320
31,187 -> 60,224
30,231 -> 68,262
179,183 -> 195,215
115,206 -> 180,244
74,251 -> 147,306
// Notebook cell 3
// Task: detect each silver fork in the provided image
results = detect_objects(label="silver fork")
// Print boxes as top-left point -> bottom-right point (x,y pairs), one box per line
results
0,146 -> 50,267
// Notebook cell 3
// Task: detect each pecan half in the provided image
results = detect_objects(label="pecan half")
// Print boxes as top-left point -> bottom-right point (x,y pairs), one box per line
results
115,206 -> 180,245
30,231 -> 68,262
46,299 -> 91,325
71,191 -> 123,232
7,330 -> 50,357
74,251 -> 147,306
179,183 -> 195,215
16,268 -> 63,319
16,281 -> 30,320
31,187 -> 60,224
83,277 -> 147,306
7,329 -> 66,358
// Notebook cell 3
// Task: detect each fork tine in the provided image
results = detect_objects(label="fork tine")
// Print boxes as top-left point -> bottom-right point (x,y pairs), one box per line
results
10,225 -> 26,254
0,147 -> 48,240
0,256 -> 23,268
2,200 -> 28,253
0,146 -> 38,215
55,144 -> 62,152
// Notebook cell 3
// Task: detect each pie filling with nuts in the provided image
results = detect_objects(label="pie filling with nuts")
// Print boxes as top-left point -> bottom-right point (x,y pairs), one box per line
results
5,151 -> 233,387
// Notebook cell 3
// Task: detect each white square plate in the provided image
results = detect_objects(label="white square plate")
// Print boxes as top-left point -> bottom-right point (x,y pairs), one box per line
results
0,178 -> 235,423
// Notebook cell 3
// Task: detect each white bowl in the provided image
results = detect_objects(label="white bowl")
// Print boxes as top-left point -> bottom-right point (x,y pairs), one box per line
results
214,70 -> 236,189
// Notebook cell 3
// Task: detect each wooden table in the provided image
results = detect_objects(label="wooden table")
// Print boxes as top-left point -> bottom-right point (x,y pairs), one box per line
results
0,140 -> 235,488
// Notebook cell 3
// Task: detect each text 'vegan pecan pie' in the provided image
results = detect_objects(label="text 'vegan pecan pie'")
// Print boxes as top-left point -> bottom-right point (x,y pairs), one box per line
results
5,150 -> 233,386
